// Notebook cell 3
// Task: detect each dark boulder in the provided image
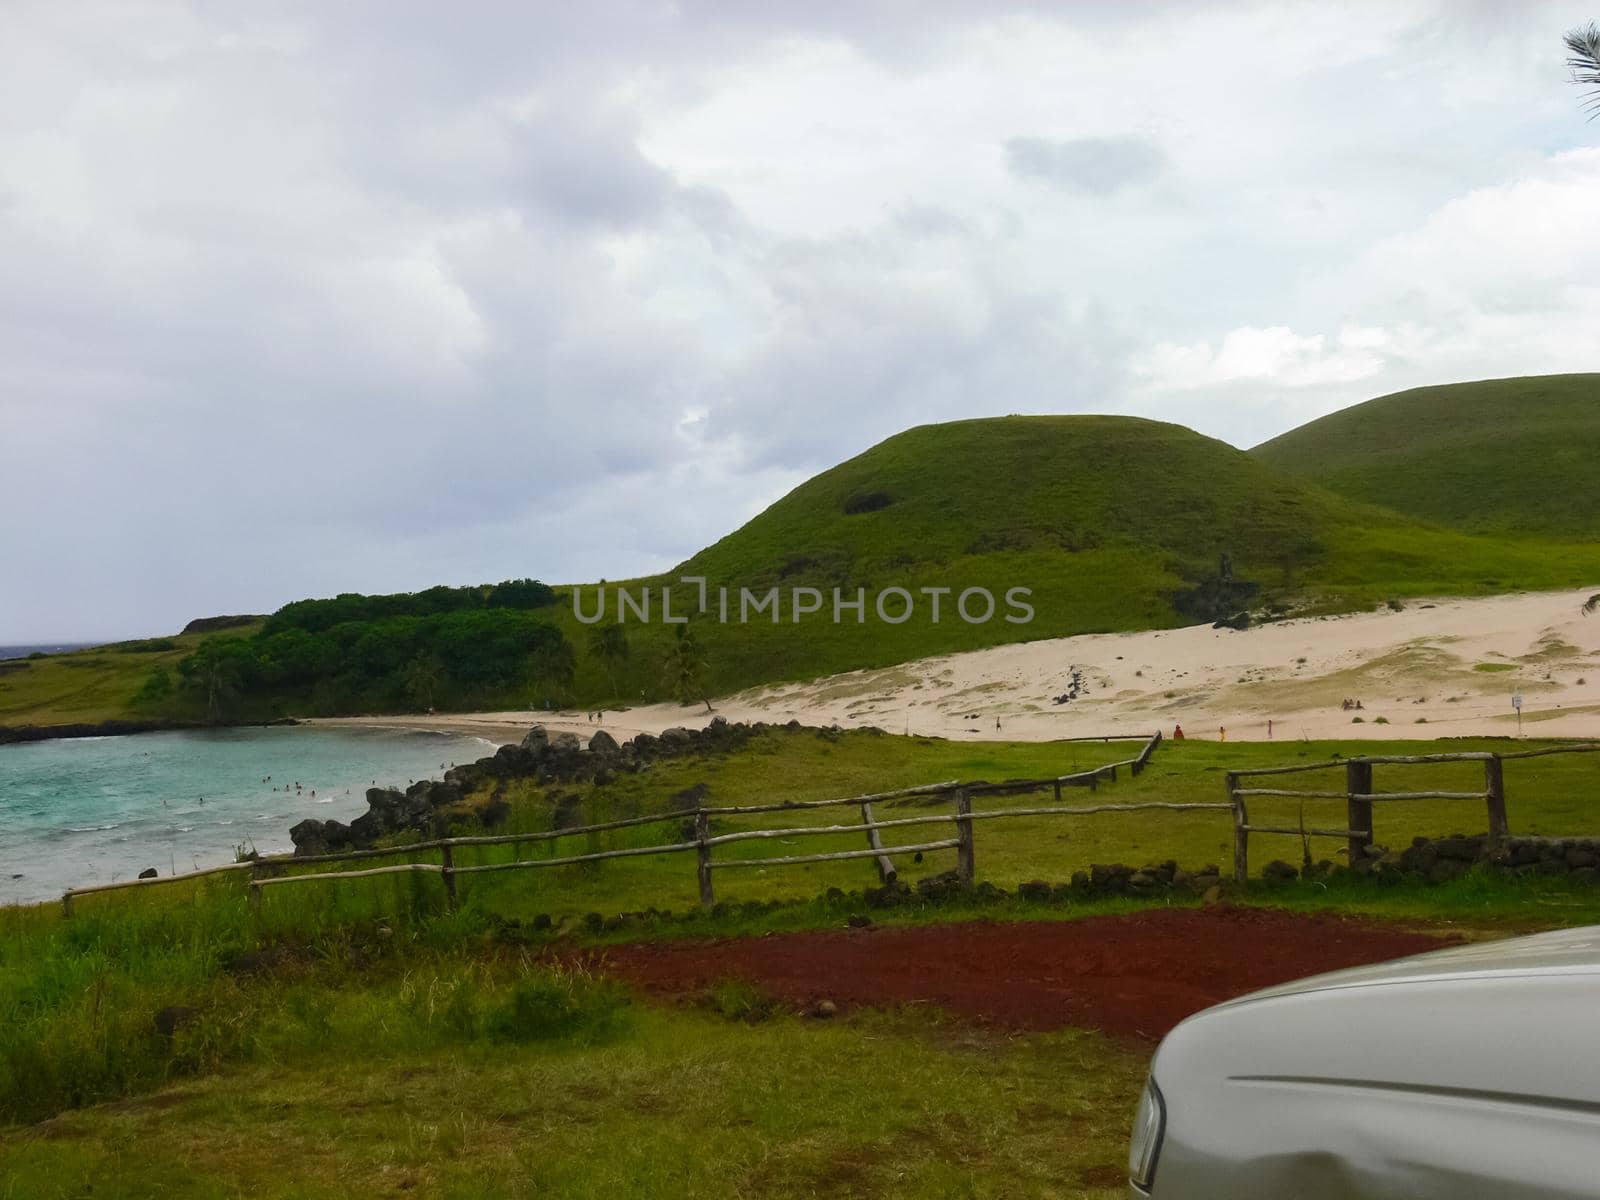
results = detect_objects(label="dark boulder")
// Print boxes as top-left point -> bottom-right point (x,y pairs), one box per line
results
138,867 -> 158,880
290,817 -> 354,856
153,1005 -> 198,1037
1261,859 -> 1299,884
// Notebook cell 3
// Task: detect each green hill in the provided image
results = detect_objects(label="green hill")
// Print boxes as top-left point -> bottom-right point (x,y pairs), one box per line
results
1252,374 -> 1600,538
537,414 -> 1600,702
11,409 -> 1600,730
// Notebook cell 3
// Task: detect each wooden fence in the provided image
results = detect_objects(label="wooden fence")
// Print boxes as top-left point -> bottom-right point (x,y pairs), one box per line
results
1226,742 -> 1600,882
60,732 -> 1168,915
60,734 -> 1600,911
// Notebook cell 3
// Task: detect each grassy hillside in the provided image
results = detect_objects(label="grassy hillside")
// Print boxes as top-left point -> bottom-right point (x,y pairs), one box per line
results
0,626 -> 261,729
537,415 -> 1600,703
1252,374 -> 1600,538
12,409 -> 1600,728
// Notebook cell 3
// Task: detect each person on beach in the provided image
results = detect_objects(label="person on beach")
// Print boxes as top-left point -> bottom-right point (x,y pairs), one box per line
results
1173,724 -> 1184,740
1219,726 -> 1227,742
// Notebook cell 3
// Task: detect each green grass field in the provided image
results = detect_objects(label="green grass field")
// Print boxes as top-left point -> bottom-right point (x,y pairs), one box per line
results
1253,374 -> 1600,538
7,729 -> 1600,1198
0,626 -> 261,729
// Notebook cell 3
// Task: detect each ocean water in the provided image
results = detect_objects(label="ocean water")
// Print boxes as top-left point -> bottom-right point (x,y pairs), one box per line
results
0,726 -> 492,905
0,643 -> 95,660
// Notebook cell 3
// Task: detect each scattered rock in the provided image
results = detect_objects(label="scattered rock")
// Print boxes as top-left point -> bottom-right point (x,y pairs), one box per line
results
153,1006 -> 198,1037
1261,860 -> 1299,885
811,999 -> 838,1019
138,867 -> 158,880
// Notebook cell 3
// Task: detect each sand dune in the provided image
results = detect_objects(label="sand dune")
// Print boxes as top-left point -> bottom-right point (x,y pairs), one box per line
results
312,588 -> 1600,746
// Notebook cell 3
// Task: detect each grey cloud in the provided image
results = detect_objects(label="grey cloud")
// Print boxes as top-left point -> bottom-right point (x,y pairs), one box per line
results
1004,135 -> 1166,194
1,1 -> 1597,641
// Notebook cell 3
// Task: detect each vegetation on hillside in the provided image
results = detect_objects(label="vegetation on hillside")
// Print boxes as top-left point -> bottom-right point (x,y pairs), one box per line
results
11,391 -> 1600,729
172,581 -> 572,720
1252,374 -> 1600,538
0,626 -> 262,730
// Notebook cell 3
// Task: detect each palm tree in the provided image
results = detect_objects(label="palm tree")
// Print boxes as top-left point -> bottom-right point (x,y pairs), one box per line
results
586,623 -> 630,696
528,639 -> 577,704
196,657 -> 240,721
1568,23 -> 1600,118
661,624 -> 712,712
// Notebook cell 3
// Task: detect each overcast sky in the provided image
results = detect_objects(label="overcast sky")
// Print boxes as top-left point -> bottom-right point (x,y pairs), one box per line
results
3,1 -> 1598,641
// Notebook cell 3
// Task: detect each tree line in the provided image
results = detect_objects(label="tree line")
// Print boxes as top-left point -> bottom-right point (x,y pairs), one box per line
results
158,581 -> 573,718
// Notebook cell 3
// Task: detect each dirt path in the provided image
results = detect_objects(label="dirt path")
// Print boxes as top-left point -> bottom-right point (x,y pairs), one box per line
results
589,908 -> 1457,1039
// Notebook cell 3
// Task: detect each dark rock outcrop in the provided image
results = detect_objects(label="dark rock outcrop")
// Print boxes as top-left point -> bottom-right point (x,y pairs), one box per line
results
289,718 -> 768,854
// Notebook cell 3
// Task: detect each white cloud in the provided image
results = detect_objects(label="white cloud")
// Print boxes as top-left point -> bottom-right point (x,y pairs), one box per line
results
1,0 -> 1598,638
1134,326 -> 1391,391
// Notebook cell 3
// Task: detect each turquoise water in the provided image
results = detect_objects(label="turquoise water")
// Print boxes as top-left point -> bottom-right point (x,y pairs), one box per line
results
0,727 -> 491,905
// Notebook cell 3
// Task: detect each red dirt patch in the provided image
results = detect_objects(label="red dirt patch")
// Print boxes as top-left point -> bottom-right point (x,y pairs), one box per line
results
589,908 -> 1457,1040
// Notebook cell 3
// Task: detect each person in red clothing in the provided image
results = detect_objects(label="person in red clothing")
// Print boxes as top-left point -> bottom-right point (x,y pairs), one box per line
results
1173,724 -> 1185,740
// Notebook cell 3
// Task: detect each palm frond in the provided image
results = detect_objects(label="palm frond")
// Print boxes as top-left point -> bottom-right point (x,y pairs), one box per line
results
1584,593 -> 1600,616
1567,23 -> 1600,118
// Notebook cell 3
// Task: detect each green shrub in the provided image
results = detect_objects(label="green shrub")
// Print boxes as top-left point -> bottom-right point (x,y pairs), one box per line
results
484,968 -> 630,1044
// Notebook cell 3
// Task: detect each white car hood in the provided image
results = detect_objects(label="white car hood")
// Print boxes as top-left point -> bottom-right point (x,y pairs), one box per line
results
1218,923 -> 1600,1009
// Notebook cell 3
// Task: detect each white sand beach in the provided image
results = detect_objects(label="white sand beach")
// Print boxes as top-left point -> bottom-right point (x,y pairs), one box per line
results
310,588 -> 1600,747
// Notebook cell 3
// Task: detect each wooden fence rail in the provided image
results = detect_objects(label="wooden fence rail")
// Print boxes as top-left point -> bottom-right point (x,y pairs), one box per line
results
61,732 -> 1165,916
1226,743 -> 1600,882
61,732 -> 1600,911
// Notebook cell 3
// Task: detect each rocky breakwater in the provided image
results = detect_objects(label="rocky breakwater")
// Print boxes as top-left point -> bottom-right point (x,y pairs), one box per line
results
288,717 -> 764,856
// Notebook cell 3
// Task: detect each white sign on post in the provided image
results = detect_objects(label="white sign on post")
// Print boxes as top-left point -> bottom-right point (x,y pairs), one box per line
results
1512,694 -> 1523,711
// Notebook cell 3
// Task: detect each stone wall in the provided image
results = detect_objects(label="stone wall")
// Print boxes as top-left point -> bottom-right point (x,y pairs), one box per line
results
1257,832 -> 1600,886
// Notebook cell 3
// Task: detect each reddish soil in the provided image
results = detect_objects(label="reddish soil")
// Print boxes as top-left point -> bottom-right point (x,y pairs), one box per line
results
589,908 -> 1457,1040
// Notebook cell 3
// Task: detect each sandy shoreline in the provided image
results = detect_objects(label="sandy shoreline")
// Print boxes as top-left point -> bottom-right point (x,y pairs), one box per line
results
306,588 -> 1600,747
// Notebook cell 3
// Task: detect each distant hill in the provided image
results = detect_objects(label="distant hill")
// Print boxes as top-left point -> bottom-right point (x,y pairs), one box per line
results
590,413 -> 1600,697
11,406 -> 1600,730
181,614 -> 266,635
1252,374 -> 1600,538
685,416 -> 1334,583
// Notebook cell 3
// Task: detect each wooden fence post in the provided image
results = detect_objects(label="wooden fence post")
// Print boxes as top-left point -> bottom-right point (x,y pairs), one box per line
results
1228,772 -> 1247,883
440,843 -> 457,909
61,892 -> 73,919
860,802 -> 897,885
954,788 -> 975,885
248,882 -> 262,915
695,809 -> 715,911
1484,755 -> 1509,846
1346,759 -> 1374,867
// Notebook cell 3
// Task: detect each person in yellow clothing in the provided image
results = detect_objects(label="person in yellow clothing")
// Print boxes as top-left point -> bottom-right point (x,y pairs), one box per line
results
1219,726 -> 1227,742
